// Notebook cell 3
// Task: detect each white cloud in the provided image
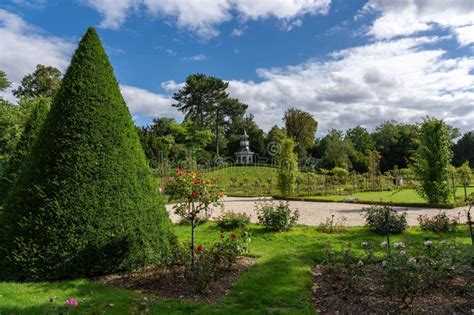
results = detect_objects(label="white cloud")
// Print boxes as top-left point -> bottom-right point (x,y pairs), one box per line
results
234,0 -> 330,20
182,53 -> 208,61
225,36 -> 474,133
82,0 -> 140,30
455,25 -> 474,47
0,9 -> 74,99
363,0 -> 474,46
231,26 -> 247,37
120,84 -> 181,119
82,0 -> 332,38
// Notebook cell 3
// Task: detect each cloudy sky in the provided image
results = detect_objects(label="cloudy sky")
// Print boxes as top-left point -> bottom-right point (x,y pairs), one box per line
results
1,0 -> 473,134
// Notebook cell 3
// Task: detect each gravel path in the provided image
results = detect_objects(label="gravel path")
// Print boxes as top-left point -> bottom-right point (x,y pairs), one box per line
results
166,197 -> 469,226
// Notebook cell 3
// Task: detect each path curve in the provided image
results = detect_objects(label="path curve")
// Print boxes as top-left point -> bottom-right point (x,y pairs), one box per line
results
166,196 -> 469,227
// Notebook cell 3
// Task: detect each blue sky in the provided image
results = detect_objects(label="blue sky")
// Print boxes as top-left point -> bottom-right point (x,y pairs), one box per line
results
1,0 -> 473,134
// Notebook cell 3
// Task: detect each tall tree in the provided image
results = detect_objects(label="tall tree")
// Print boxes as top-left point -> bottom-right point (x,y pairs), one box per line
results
283,108 -> 317,153
372,121 -> 419,172
212,97 -> 246,156
172,74 -> 233,155
412,118 -> 454,204
0,70 -> 11,93
0,28 -> 173,280
346,126 -> 374,154
452,131 -> 474,168
277,137 -> 298,196
320,129 -> 352,169
13,64 -> 61,98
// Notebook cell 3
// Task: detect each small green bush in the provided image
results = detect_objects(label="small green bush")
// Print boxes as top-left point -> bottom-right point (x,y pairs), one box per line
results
418,212 -> 458,233
316,215 -> 347,234
363,205 -> 407,234
216,211 -> 251,230
255,200 -> 299,231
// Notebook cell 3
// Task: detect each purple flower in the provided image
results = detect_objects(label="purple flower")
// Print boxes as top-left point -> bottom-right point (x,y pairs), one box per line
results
65,298 -> 78,307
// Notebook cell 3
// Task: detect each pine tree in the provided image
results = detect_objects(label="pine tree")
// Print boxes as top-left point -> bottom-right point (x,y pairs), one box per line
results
0,28 -> 174,280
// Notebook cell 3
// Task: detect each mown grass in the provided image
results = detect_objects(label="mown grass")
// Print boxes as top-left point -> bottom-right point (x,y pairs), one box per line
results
283,186 -> 474,208
1,223 -> 472,314
205,165 -> 319,197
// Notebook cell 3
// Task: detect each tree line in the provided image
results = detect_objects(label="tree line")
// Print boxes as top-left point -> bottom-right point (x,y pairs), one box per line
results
0,67 -> 473,185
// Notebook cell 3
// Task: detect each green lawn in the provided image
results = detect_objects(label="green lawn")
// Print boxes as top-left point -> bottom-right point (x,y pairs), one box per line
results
289,186 -> 474,207
205,165 -> 318,196
1,223 -> 472,314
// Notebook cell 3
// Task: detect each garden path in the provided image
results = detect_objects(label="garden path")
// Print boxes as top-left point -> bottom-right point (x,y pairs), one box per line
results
166,197 -> 469,226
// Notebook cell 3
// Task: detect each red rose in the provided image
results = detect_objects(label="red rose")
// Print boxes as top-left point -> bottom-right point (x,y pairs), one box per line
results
197,245 -> 204,251
191,191 -> 198,198
230,233 -> 237,240
194,179 -> 200,185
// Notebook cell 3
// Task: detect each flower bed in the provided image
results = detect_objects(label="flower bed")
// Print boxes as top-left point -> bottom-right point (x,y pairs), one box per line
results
98,256 -> 255,303
312,240 -> 474,313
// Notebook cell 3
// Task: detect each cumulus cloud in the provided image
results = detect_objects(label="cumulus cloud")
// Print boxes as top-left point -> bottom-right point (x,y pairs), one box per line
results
120,85 -> 181,119
0,9 -> 74,83
363,0 -> 474,46
82,0 -> 331,38
0,9 -> 74,101
225,36 -> 474,133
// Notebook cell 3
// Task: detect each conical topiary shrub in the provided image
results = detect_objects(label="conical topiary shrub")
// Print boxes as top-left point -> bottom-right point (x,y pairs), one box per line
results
0,28 -> 174,280
0,97 -> 50,202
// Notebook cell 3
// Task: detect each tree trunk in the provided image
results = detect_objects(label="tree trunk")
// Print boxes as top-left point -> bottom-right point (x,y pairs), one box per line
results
467,203 -> 473,246
191,203 -> 196,267
215,109 -> 220,156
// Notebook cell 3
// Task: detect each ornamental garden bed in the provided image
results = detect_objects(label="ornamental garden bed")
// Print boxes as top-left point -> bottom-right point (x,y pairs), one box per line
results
97,256 -> 256,303
312,264 -> 474,313
312,241 -> 474,314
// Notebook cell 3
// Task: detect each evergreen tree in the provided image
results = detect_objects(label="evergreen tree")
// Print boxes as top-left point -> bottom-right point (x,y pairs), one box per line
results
0,97 -> 50,201
277,137 -> 298,196
0,28 -> 173,280
412,118 -> 454,204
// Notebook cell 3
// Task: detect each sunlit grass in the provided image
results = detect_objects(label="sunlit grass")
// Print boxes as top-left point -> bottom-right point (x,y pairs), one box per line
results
1,223 -> 472,314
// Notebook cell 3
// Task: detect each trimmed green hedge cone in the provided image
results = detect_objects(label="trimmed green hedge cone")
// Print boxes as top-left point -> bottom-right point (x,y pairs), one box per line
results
0,28 -> 174,280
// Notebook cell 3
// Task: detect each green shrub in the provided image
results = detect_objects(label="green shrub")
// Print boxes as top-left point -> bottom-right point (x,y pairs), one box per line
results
363,205 -> 407,235
216,211 -> 251,230
0,97 -> 50,201
184,232 -> 250,292
255,200 -> 299,231
0,28 -> 174,280
316,215 -> 347,234
418,212 -> 458,233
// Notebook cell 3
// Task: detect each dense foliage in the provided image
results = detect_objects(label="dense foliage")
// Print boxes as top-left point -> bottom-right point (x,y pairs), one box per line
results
216,211 -> 251,230
276,137 -> 298,196
0,28 -> 173,280
363,205 -> 407,235
255,200 -> 299,231
0,97 -> 50,200
13,64 -> 62,98
412,118 -> 454,204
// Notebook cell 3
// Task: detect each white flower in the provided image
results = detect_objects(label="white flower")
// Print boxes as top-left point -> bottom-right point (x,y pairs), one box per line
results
381,260 -> 387,267
361,241 -> 368,248
439,240 -> 446,246
393,242 -> 405,249
357,260 -> 364,266
409,257 -> 416,264
424,240 -> 433,248
380,241 -> 388,249
400,251 -> 406,256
